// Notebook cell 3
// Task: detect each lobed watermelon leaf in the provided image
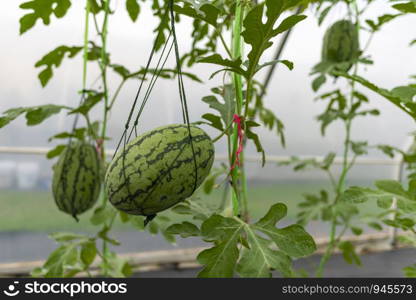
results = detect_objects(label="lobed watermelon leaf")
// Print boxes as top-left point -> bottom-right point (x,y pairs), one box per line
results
242,0 -> 306,79
169,203 -> 316,278
19,0 -> 72,34
0,104 -> 69,129
35,46 -> 82,87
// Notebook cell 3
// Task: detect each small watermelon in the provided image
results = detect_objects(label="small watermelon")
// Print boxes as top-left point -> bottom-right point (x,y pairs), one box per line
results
322,20 -> 360,68
52,141 -> 101,219
105,124 -> 215,217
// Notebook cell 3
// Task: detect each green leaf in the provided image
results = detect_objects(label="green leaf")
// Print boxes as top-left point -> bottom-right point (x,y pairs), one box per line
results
80,241 -> 97,266
127,67 -> 202,82
353,91 -> 369,102
47,144 -> 66,159
391,86 -> 416,102
318,5 -> 331,25
403,265 -> 416,277
202,113 -> 224,132
198,54 -> 246,77
70,92 -> 104,116
393,2 -> 416,13
242,0 -> 306,77
0,105 -> 68,129
202,85 -> 235,131
0,108 -> 28,129
255,224 -> 316,258
38,244 -> 82,277
255,59 -> 294,74
110,64 -> 131,79
101,250 -> 132,278
254,203 -> 316,258
384,218 -> 415,230
339,241 -> 361,266
342,182 -> 416,212
129,215 -> 146,230
126,0 -> 140,22
197,215 -> 243,278
245,121 -> 266,166
257,107 -> 286,146
351,226 -> 363,235
90,205 -> 116,226
236,203 -> 315,277
365,14 -> 402,32
377,144 -> 398,158
375,180 -> 410,198
194,203 -> 316,278
26,104 -> 66,125
174,2 -> 220,26
49,232 -> 87,242
368,222 -> 383,231
19,0 -> 72,34
256,202 -> 287,227
351,141 -> 368,156
171,199 -> 211,221
202,165 -> 227,194
397,235 -> 416,247
296,190 -> 330,225
87,0 -> 103,14
199,54 -> 240,68
98,226 -> 120,246
48,128 -> 87,142
342,187 -> 392,204
237,232 -> 292,277
332,72 -> 416,119
321,152 -> 336,170
312,74 -> 326,92
35,45 -> 82,86
166,222 -> 200,238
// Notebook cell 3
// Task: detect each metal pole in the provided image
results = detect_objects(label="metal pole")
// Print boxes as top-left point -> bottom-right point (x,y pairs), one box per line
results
260,6 -> 303,98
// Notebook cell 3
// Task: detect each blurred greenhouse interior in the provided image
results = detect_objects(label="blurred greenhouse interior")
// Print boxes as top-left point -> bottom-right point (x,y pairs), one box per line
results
0,0 -> 416,277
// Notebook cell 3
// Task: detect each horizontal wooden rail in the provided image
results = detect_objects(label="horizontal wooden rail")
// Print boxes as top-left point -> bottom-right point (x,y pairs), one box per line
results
0,146 -> 400,166
0,232 -> 398,277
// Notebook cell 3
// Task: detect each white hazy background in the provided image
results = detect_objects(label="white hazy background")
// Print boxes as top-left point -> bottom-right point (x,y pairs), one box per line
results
0,0 -> 415,181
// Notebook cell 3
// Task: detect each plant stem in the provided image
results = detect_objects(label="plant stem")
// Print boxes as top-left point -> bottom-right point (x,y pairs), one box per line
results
230,0 -> 250,221
99,0 -> 110,146
315,218 -> 336,277
316,0 -> 362,276
93,0 -> 113,276
216,27 -> 232,59
81,0 -> 98,141
108,79 -> 126,109
82,0 -> 90,90
229,0 -> 243,217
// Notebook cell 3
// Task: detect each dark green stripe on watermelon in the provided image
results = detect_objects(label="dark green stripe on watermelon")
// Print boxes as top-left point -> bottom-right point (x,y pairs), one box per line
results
105,124 -> 215,216
52,141 -> 101,219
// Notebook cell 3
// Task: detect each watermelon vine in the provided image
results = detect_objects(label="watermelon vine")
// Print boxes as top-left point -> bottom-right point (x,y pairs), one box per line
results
2,0 -> 414,278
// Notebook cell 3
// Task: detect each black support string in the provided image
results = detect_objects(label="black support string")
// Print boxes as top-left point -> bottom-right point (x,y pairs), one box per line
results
168,0 -> 198,194
112,6 -> 171,158
111,0 -> 199,224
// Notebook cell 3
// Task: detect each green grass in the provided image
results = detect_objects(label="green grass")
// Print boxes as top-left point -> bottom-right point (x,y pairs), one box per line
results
0,182 -> 377,232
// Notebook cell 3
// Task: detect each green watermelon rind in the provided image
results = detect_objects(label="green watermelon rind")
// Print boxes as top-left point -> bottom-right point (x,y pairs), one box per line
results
52,141 -> 101,218
322,20 -> 360,67
105,124 -> 215,216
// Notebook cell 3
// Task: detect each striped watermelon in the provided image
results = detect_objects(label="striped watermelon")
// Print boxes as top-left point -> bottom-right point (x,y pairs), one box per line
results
105,124 -> 215,216
322,20 -> 360,69
52,141 -> 101,219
